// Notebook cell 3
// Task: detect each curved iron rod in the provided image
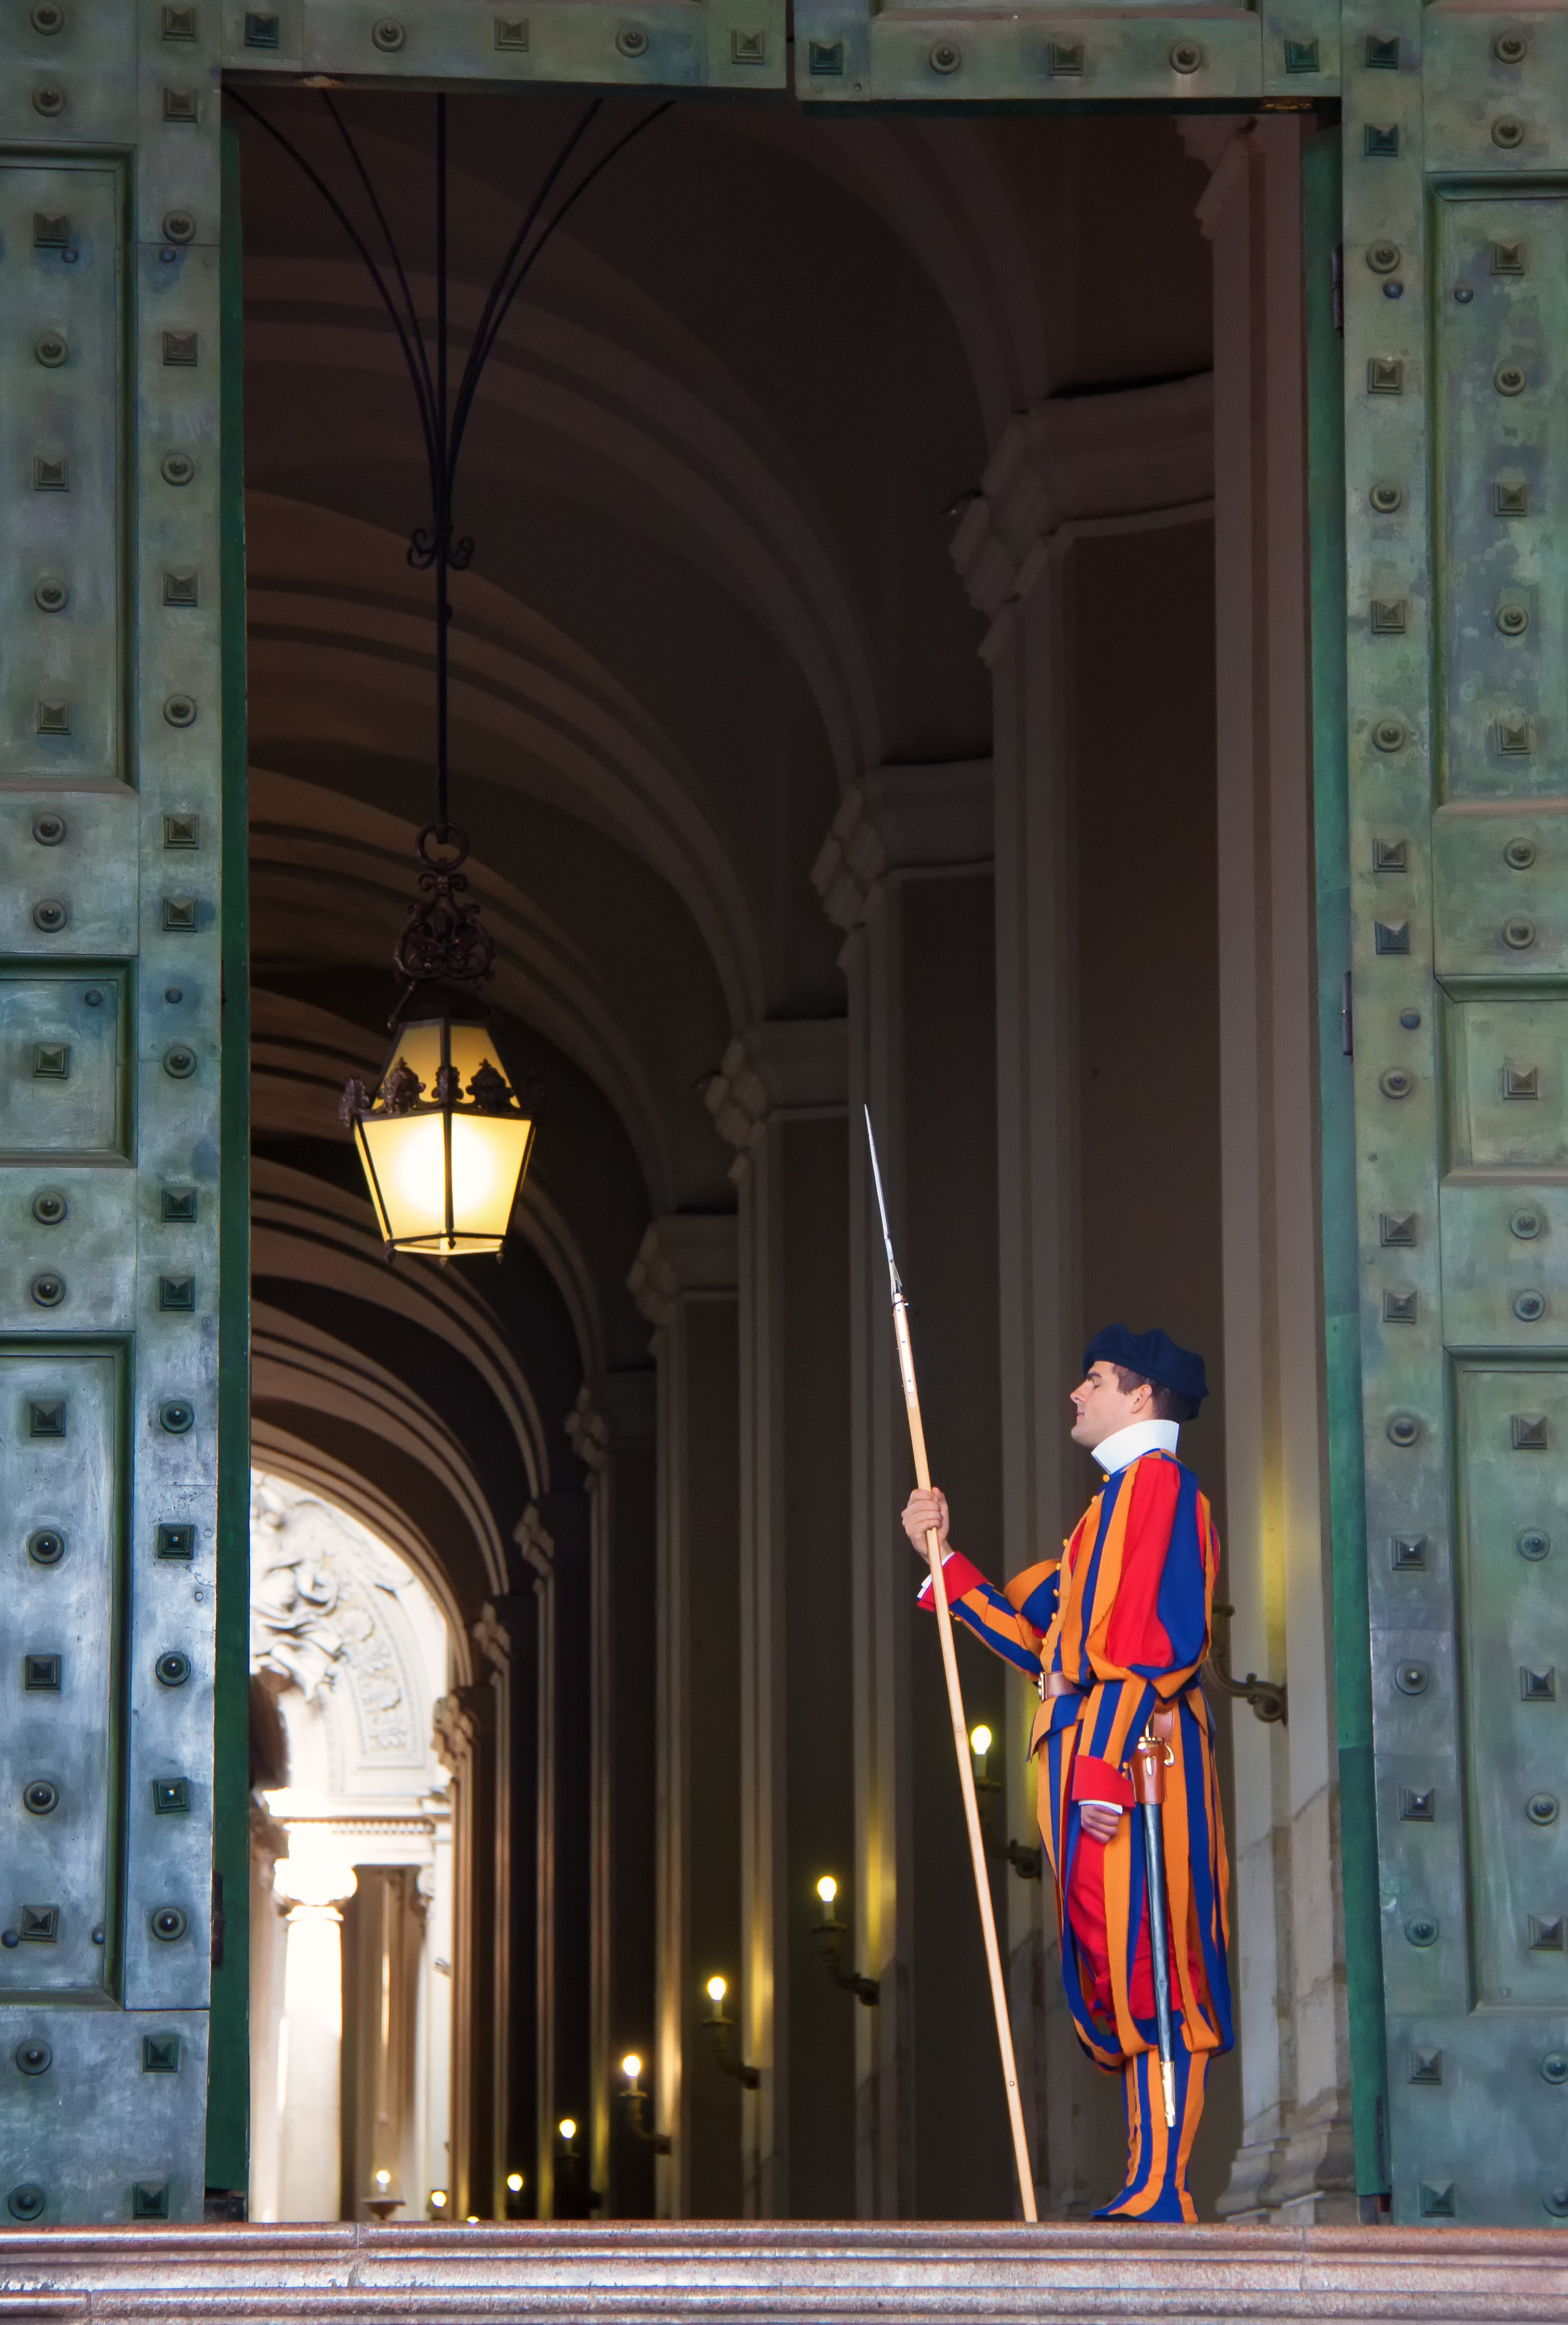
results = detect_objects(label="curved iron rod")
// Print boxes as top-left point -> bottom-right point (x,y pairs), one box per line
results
321,90 -> 439,452
223,86 -> 443,495
221,87 -> 441,495
444,98 -> 604,480
227,83 -> 671,852
456,101 -> 673,461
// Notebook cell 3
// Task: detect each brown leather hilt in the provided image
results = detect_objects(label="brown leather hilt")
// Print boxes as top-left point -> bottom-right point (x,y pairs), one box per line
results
1131,1705 -> 1176,1806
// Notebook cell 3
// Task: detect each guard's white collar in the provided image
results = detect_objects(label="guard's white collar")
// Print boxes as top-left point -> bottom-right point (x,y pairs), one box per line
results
1092,1419 -> 1179,1474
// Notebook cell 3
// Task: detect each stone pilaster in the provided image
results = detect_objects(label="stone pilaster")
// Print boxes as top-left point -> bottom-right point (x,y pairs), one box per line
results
568,1374 -> 658,2220
813,766 -> 1014,2220
629,1216 -> 741,2218
950,369 -> 1214,2218
705,1020 -> 851,2219
1177,113 -> 1356,2227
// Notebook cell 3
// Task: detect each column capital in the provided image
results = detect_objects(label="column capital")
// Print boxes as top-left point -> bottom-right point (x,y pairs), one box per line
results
949,376 -> 1214,623
513,1506 -> 554,1586
628,1213 -> 738,1327
566,1385 -> 611,1474
472,1599 -> 514,1671
704,1019 -> 847,1156
432,1689 -> 482,1774
811,763 -> 992,934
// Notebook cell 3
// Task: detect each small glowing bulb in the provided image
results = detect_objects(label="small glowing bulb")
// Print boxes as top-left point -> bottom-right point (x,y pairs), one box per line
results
466,2215 -> 479,2226
375,2169 -> 391,2189
506,2172 -> 524,2194
558,2117 -> 577,2142
622,2052 -> 642,2082
706,1975 -> 726,2003
970,1724 -> 992,1758
430,2190 -> 448,2210
816,1875 -> 838,1904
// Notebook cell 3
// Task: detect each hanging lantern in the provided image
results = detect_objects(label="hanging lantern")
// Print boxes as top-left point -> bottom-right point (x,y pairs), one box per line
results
342,828 -> 538,1261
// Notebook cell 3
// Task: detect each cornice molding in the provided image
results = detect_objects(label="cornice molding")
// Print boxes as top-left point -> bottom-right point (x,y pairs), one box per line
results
628,1214 -> 739,1327
705,1019 -> 848,1154
812,762 -> 993,934
950,374 -> 1215,623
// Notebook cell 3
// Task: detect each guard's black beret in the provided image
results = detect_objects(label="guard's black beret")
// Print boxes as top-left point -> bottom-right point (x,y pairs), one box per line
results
1083,1323 -> 1208,1408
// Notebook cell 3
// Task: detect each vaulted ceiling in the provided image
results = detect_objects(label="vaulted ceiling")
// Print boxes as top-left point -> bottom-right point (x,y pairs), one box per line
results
235,86 -> 1212,1598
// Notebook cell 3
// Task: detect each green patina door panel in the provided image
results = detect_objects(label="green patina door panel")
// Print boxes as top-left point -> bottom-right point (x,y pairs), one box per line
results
788,0 -> 1338,106
0,0 -> 228,2225
221,0 -> 785,88
1342,2 -> 1568,2227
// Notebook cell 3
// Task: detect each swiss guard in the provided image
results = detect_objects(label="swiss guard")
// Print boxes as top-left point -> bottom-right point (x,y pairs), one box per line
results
902,1324 -> 1233,2224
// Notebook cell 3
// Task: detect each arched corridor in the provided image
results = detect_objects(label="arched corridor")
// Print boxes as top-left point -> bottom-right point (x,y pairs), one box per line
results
233,89 -> 1340,2225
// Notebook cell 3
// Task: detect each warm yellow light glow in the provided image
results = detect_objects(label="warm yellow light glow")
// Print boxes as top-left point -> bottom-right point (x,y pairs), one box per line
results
466,2216 -> 479,2226
506,2172 -> 524,2193
706,1975 -> 726,2003
622,2053 -> 642,2082
352,1016 -> 536,1258
356,1110 -> 533,1254
816,1875 -> 838,1904
970,1724 -> 992,1759
558,2117 -> 578,2142
375,2169 -> 391,2189
429,2189 -> 448,2210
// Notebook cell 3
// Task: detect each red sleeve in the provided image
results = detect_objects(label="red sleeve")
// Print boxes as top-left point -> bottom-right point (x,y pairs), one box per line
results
915,1551 -> 987,1608
1103,1456 -> 1181,1671
1071,1756 -> 1134,1809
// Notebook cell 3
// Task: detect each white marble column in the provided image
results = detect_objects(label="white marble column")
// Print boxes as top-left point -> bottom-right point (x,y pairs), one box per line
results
629,1215 -> 740,2219
950,376 -> 1214,2215
273,1842 -> 359,2221
1178,113 -> 1355,2224
706,1020 -> 850,2219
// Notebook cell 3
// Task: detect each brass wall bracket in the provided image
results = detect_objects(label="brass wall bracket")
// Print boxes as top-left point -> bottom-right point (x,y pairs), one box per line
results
813,1915 -> 880,2005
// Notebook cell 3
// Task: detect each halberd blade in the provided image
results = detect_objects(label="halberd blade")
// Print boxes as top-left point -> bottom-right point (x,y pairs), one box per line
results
864,1105 -> 903,1297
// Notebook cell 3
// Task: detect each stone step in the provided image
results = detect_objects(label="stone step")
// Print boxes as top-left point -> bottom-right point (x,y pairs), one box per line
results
0,2224 -> 1564,2322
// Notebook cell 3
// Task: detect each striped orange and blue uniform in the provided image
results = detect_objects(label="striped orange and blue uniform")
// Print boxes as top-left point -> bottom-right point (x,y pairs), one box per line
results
919,1451 -> 1232,2222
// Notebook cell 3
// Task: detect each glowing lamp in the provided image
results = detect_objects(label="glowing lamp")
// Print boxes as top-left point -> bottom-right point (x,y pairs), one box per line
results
558,2117 -> 578,2142
622,2053 -> 643,2082
346,1014 -> 536,1260
374,2169 -> 391,2190
429,2189 -> 448,2211
706,1975 -> 726,2004
506,2172 -> 524,2194
970,1724 -> 992,1759
815,1875 -> 838,1904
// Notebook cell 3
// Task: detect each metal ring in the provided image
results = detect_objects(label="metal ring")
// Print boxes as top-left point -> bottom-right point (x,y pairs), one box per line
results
415,822 -> 471,871
1387,1413 -> 1422,1447
1492,116 -> 1525,148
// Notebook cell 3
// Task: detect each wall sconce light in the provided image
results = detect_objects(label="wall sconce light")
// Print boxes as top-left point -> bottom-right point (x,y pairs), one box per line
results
813,1875 -> 878,2006
619,2050 -> 673,2152
969,1725 -> 1042,1881
703,1975 -> 760,2089
367,2165 -> 400,2222
556,2115 -> 580,2158
429,2188 -> 449,2217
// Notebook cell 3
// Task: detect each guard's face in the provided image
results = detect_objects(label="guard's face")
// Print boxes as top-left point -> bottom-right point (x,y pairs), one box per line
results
1069,1360 -> 1149,1449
